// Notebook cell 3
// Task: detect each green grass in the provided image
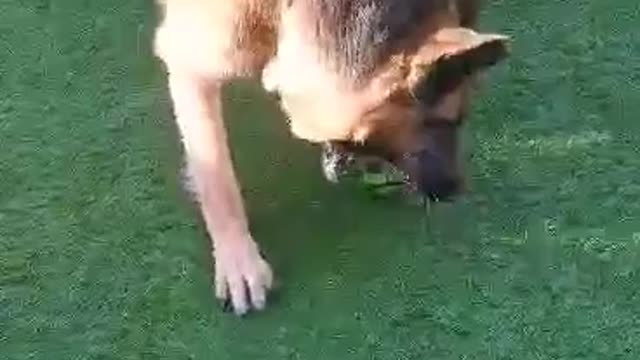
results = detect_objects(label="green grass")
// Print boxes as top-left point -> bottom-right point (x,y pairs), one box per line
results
2,0 -> 640,359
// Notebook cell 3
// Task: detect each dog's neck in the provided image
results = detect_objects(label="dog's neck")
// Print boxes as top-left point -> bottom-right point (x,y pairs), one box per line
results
262,4 -> 379,143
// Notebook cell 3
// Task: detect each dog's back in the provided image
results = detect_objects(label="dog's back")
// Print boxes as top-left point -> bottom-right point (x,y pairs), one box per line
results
294,0 -> 480,80
154,0 -> 479,80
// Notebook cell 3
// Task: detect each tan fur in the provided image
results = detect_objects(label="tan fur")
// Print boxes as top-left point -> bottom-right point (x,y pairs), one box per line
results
155,0 -> 278,78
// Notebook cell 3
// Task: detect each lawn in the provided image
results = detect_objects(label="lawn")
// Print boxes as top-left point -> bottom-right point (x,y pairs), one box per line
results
2,0 -> 640,359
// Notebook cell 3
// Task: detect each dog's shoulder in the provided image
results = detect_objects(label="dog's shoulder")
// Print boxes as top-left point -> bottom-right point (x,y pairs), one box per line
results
154,0 -> 279,78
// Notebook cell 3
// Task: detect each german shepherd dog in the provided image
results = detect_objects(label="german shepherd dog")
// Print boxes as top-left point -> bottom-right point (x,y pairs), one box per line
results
153,0 -> 509,316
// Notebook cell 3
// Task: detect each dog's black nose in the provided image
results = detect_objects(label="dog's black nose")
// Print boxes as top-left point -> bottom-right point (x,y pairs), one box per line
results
402,149 -> 460,201
418,176 -> 458,201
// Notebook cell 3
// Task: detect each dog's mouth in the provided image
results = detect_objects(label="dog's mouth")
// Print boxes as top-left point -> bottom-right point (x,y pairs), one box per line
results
320,142 -> 410,191
320,142 -> 459,204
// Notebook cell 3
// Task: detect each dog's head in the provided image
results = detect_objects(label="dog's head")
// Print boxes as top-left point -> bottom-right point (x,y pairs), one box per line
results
330,28 -> 509,200
265,1 -> 509,200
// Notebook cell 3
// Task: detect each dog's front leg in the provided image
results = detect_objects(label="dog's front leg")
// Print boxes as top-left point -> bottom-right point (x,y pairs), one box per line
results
167,71 -> 273,316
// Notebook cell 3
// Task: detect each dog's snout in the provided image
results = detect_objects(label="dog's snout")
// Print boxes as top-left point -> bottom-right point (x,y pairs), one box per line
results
419,176 -> 458,201
402,149 -> 460,201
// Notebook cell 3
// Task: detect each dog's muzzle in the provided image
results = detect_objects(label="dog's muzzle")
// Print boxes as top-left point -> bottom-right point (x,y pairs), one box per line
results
399,148 -> 460,202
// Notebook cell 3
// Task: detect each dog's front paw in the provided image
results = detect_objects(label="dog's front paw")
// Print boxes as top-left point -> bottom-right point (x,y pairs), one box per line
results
214,235 -> 273,316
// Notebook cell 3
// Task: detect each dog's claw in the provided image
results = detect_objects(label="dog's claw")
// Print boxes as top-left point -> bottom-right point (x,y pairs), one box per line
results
214,235 -> 273,316
221,298 -> 233,313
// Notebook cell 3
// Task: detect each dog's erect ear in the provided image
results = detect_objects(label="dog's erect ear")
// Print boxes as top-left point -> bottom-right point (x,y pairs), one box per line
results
407,27 -> 510,102
409,27 -> 510,79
